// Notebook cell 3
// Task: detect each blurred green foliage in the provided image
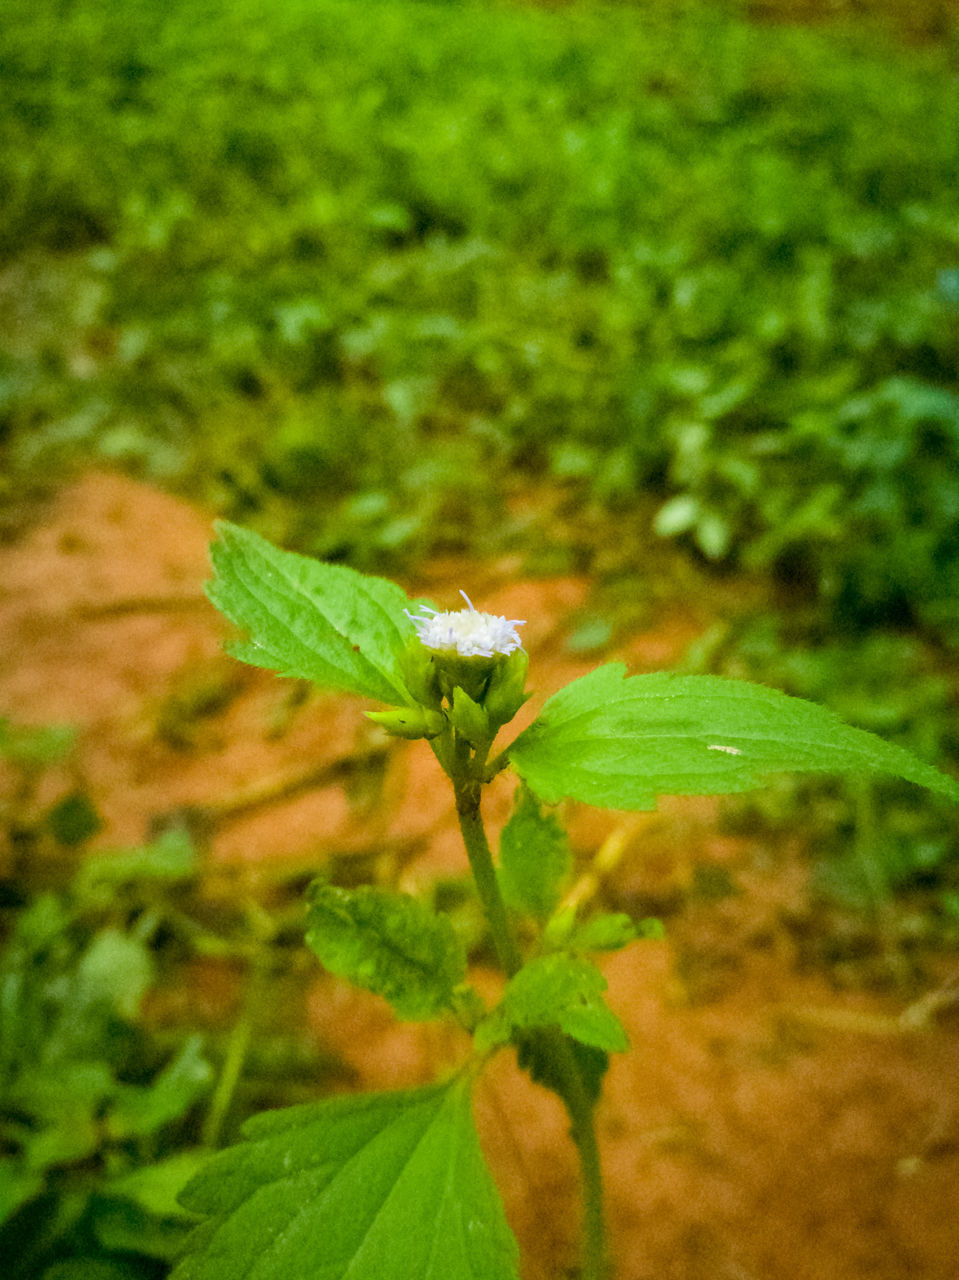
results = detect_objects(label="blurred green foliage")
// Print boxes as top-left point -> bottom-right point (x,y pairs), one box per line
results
1,0 -> 959,614
695,621 -> 959,945
0,833 -> 212,1280
0,722 -> 343,1280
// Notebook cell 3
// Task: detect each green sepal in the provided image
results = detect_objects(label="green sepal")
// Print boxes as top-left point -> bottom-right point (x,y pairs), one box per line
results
173,1079 -> 520,1280
449,686 -> 491,746
398,640 -> 443,709
432,652 -> 500,704
305,882 -> 468,1021
484,649 -> 530,727
366,706 -> 446,740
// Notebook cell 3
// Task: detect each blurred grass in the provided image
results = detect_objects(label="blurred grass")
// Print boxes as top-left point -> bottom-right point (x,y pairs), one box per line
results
1,0 -> 958,623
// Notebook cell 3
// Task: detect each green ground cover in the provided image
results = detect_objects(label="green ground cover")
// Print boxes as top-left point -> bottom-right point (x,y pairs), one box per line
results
2,0 -> 959,630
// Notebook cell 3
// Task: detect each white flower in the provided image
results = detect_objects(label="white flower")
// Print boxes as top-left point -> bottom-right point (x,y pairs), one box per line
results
406,591 -> 525,658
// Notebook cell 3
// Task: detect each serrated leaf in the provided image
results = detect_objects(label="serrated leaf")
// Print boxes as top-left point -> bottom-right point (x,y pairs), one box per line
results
509,666 -> 959,810
477,954 -> 628,1054
306,883 -> 467,1021
497,787 -> 571,922
207,522 -> 428,704
172,1080 -> 518,1280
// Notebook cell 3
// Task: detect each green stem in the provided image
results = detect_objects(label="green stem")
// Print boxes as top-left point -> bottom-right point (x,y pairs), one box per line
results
447,738 -> 608,1278
202,1003 -> 253,1149
541,1029 -> 607,1280
454,778 -> 522,979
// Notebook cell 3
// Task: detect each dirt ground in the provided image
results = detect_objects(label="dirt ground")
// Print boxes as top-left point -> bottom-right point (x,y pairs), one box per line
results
2,471 -> 958,1280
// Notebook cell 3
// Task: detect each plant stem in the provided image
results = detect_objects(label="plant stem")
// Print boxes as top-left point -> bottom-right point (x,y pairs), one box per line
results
539,1028 -> 607,1280
448,743 -> 608,1278
454,777 -> 522,978
202,1002 -> 253,1149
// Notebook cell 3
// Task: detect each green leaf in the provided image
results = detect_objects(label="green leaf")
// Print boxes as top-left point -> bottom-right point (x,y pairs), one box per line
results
76,829 -> 196,890
173,1080 -> 519,1280
542,910 -> 662,955
0,718 -> 75,768
477,954 -> 628,1054
41,1261 -> 141,1280
22,1115 -> 101,1171
497,787 -> 571,922
516,1036 -> 610,1107
509,666 -> 959,810
305,883 -> 467,1021
0,1158 -> 43,1226
566,913 -> 640,952
207,522 -> 428,704
92,1199 -> 192,1262
5,1063 -> 115,1128
107,1037 -> 212,1139
46,791 -> 102,846
75,928 -> 154,1021
105,1151 -> 209,1219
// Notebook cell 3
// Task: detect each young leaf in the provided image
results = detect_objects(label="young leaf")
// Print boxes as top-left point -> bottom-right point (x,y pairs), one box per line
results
509,665 -> 959,810
541,911 -> 664,955
476,954 -> 629,1054
497,787 -> 571,922
207,522 -> 429,704
172,1079 -> 519,1280
566,913 -> 642,952
306,883 -> 467,1021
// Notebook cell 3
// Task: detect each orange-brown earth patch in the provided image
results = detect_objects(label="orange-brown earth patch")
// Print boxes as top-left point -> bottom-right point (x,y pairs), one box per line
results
2,471 -> 958,1280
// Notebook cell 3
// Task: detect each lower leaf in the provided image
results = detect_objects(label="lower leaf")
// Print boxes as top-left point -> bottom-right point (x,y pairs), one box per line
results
172,1078 -> 518,1280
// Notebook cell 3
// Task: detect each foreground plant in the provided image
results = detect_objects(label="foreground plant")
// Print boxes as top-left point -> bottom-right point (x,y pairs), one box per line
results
172,523 -> 959,1280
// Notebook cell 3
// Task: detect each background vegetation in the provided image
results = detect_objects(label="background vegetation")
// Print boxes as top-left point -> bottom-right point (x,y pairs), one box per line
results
2,0 -> 959,630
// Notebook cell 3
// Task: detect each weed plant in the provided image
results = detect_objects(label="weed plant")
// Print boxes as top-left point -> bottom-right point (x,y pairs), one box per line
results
159,523 -> 959,1280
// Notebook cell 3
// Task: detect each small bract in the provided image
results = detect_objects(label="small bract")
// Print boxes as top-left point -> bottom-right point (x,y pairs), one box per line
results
406,592 -> 525,658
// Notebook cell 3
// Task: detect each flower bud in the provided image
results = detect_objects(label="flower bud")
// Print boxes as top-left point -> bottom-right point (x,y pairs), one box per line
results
366,706 -> 446,740
404,592 -> 527,712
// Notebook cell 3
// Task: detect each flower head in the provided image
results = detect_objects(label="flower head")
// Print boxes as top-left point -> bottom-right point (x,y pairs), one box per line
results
406,591 -> 525,659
